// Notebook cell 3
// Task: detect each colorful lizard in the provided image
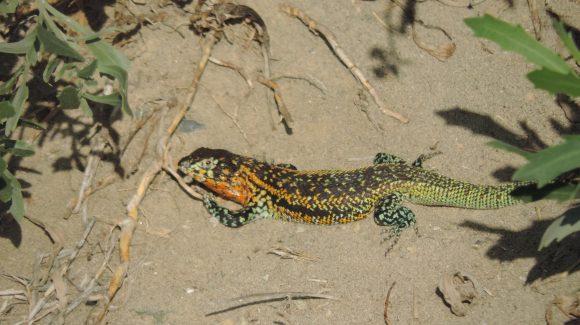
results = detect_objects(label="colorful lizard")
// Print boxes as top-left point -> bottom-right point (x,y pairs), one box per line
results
178,147 -> 531,235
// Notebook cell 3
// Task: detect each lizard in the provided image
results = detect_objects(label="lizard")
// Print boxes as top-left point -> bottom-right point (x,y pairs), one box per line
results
178,147 -> 533,235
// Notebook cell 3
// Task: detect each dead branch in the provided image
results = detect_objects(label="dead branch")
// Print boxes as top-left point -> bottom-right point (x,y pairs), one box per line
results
280,4 -> 409,124
384,281 -> 396,325
206,291 -> 337,316
268,247 -> 320,261
120,105 -> 163,157
162,160 -> 203,200
272,74 -> 327,94
411,20 -> 456,62
257,76 -> 293,123
89,31 -> 218,324
71,133 -> 108,215
209,56 -> 253,87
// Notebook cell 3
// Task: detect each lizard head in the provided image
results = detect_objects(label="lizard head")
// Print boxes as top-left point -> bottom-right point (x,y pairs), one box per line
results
178,147 -> 250,204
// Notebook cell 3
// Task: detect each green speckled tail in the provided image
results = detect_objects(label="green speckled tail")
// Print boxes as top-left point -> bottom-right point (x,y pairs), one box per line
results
401,179 -> 525,209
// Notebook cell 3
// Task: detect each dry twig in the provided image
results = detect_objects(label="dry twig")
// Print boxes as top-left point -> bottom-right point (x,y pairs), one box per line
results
71,133 -> 108,215
411,20 -> 456,62
268,247 -> 320,261
257,76 -> 293,123
384,281 -> 396,325
273,74 -> 327,94
90,31 -> 218,323
209,56 -> 253,87
281,4 -> 409,124
206,291 -> 337,316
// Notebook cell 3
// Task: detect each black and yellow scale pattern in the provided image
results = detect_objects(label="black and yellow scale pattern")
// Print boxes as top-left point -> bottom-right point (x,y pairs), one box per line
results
178,148 -> 527,234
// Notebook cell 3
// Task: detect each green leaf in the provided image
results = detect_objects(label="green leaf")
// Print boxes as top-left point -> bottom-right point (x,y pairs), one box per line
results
487,140 -> 533,159
43,1 -> 97,40
87,40 -> 130,71
98,64 -> 131,115
553,20 -> 580,65
42,56 -> 61,83
512,183 -> 580,203
54,62 -> 77,81
539,206 -> 580,250
99,64 -> 128,89
0,67 -> 20,95
0,0 -> 18,15
58,86 -> 81,109
79,97 -> 93,117
5,85 -> 29,135
513,135 -> 580,186
0,139 -> 34,156
0,158 -> 6,174
37,22 -> 84,61
0,172 -> 12,202
464,15 -> 570,74
0,101 -> 16,119
6,172 -> 23,221
0,34 -> 35,54
527,69 -> 580,98
25,41 -> 38,65
82,92 -> 121,106
18,119 -> 45,130
12,140 -> 34,157
78,60 -> 98,79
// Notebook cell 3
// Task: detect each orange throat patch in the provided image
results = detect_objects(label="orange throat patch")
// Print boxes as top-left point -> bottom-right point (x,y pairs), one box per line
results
201,178 -> 250,205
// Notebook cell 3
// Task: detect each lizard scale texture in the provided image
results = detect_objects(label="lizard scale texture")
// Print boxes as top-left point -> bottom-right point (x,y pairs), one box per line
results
178,147 -> 528,231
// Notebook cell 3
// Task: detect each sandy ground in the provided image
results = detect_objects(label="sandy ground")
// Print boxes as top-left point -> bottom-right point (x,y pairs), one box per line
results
1,0 -> 579,324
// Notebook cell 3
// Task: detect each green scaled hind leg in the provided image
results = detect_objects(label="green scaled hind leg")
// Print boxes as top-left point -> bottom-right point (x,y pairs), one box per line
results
374,193 -> 416,238
203,194 -> 263,228
373,153 -> 407,165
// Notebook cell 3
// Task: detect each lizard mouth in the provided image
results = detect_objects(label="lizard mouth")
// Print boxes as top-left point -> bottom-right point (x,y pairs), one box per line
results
201,178 -> 250,205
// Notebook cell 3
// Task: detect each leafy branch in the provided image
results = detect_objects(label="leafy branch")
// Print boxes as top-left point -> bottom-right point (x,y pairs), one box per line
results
465,15 -> 580,249
0,0 -> 131,221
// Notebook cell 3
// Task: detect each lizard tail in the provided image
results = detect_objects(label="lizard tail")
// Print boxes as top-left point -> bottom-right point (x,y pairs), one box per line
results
405,181 -> 531,209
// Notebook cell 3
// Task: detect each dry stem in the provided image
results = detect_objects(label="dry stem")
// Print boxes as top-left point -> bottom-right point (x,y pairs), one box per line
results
71,133 -> 108,215
257,76 -> 293,123
280,4 -> 409,124
90,32 -> 218,323
206,291 -> 337,316
209,56 -> 253,87
384,281 -> 396,325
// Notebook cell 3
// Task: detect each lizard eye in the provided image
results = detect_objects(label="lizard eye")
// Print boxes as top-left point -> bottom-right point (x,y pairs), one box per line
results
201,159 -> 214,168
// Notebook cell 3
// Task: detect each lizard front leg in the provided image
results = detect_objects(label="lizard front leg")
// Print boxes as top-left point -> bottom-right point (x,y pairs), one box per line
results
203,194 -> 273,228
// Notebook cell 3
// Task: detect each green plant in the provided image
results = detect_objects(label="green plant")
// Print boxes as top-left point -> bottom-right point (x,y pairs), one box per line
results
0,0 -> 130,221
465,15 -> 580,249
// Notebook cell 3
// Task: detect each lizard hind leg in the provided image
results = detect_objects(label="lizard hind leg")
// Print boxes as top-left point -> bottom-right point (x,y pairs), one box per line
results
374,193 -> 416,236
203,194 -> 259,228
373,153 -> 407,165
